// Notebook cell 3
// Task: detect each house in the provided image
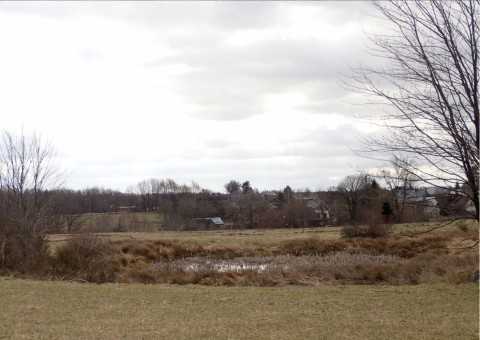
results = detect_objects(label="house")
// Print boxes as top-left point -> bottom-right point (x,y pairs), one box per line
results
305,198 -> 330,226
294,192 -> 330,227
393,186 -> 479,220
414,197 -> 440,221
393,187 -> 428,202
110,205 -> 137,213
118,206 -> 137,213
262,191 -> 279,205
187,217 -> 225,230
436,194 -> 476,218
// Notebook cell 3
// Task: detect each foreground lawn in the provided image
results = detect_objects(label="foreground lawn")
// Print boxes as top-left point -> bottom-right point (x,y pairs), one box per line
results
0,278 -> 478,339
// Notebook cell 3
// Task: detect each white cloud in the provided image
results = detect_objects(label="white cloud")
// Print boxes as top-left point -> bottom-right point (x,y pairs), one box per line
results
0,1 -> 382,192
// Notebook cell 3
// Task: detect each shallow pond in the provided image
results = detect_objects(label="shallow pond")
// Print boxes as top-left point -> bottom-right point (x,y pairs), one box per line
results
149,253 -> 403,273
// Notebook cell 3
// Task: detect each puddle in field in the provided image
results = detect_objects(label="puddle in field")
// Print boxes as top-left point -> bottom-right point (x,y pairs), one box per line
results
148,253 -> 403,273
183,261 -> 272,273
149,257 -> 283,273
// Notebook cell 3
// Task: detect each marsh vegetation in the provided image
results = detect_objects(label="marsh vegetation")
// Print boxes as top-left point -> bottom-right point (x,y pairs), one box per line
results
42,220 -> 479,286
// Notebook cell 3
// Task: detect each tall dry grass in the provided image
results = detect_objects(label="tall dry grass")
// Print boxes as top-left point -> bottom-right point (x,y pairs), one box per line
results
46,228 -> 479,286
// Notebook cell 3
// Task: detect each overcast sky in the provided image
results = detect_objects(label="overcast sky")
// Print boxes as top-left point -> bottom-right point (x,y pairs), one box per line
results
0,1 -> 384,193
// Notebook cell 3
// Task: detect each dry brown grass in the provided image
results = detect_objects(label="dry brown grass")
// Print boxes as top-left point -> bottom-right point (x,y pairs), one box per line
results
47,226 -> 341,253
1,278 -> 478,339
50,233 -> 117,283
46,224 -> 479,286
119,251 -> 477,286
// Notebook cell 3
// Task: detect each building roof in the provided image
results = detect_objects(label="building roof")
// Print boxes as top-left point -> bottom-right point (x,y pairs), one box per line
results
436,195 -> 475,216
209,217 -> 224,225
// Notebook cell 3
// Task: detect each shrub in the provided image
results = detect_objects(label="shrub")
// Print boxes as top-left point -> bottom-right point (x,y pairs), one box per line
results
277,237 -> 346,256
119,241 -> 159,261
0,222 -> 50,274
457,221 -> 469,232
51,233 -> 117,283
341,222 -> 391,238
394,252 -> 479,284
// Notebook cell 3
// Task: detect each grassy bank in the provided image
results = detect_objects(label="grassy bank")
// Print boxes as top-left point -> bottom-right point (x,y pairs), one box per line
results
0,277 -> 477,339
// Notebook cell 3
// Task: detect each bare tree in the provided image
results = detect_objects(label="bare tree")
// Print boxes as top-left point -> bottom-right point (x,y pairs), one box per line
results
0,130 -> 62,269
378,156 -> 419,222
337,174 -> 370,222
50,189 -> 86,234
346,0 -> 479,220
136,178 -> 166,212
136,179 -> 153,212
281,196 -> 308,228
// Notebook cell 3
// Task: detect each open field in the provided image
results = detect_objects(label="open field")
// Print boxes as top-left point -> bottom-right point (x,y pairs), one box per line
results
0,277 -> 478,339
42,220 -> 480,286
48,225 -> 341,252
47,217 -> 479,251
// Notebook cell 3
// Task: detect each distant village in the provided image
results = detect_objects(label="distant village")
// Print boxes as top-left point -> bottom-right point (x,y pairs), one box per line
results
47,177 -> 477,233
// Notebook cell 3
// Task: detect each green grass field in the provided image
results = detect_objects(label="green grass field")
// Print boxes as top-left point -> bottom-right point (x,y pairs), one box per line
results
0,277 -> 477,339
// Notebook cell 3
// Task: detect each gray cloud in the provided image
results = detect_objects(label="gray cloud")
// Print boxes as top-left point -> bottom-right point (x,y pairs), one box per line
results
148,35 -> 366,120
136,0 -> 374,121
0,1 -> 385,192
2,1 -> 372,122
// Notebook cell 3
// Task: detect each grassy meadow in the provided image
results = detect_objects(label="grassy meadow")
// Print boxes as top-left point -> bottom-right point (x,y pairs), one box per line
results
1,218 -> 478,339
47,222 -> 341,252
47,214 -> 478,250
0,277 -> 478,339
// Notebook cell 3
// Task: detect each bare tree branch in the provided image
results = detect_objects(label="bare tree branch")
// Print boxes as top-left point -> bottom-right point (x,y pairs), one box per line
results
344,0 -> 479,220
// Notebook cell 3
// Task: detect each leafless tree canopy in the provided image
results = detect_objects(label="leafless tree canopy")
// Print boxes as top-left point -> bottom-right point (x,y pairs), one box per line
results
346,0 -> 479,219
0,130 -> 62,268
337,174 -> 371,222
378,156 -> 419,223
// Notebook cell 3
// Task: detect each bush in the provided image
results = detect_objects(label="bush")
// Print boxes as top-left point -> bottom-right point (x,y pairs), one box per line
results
0,226 -> 50,274
51,233 -> 117,283
341,222 -> 391,238
457,221 -> 469,232
278,237 -> 345,256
